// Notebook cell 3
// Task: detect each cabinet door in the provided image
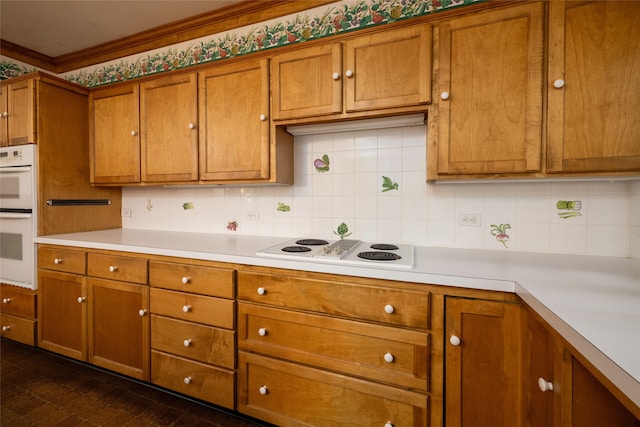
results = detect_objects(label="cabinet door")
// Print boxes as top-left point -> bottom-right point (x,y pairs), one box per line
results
88,277 -> 150,381
547,1 -> 640,174
38,270 -> 87,361
199,59 -> 270,181
0,85 -> 7,147
271,43 -> 342,120
434,3 -> 543,177
345,25 -> 431,112
89,85 -> 140,184
140,73 -> 198,183
5,79 -> 36,146
445,297 -> 522,427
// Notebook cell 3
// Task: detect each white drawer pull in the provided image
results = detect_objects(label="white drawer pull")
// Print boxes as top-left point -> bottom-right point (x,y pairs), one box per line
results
259,385 -> 268,395
77,297 -> 86,303
384,353 -> 394,363
2,298 -> 10,304
384,304 -> 394,314
449,335 -> 461,346
184,339 -> 192,347
258,328 -> 267,336
385,422 -> 394,427
109,265 -> 118,272
553,79 -> 565,89
345,69 -> 354,78
181,276 -> 190,284
188,123 -> 196,129
538,377 -> 554,392
332,72 -> 340,80
440,91 -> 450,100
138,309 -> 147,317
2,325 -> 10,332
54,258 -> 62,264
131,130 -> 138,136
184,376 -> 192,385
182,305 -> 191,313
259,114 -> 267,121
257,287 -> 266,295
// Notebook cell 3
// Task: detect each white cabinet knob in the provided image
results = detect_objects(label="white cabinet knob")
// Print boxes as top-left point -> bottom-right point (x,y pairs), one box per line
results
538,377 -> 554,392
109,265 -> 118,272
1,112 -> 8,118
258,328 -> 267,336
345,69 -> 354,78
188,123 -> 196,129
257,287 -> 266,295
385,422 -> 394,427
553,79 -> 565,89
184,376 -> 192,385
384,353 -> 394,363
440,91 -> 450,100
182,305 -> 191,313
259,114 -> 267,121
77,297 -> 86,303
138,309 -> 147,316
2,298 -> 10,304
184,339 -> 192,347
449,335 -> 461,346
2,325 -> 10,332
181,276 -> 190,284
384,304 -> 394,314
54,258 -> 62,264
131,130 -> 138,136
332,72 -> 340,80
259,385 -> 268,395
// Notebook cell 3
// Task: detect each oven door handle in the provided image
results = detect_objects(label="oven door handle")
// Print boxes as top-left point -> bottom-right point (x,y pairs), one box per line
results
0,166 -> 32,173
0,212 -> 33,219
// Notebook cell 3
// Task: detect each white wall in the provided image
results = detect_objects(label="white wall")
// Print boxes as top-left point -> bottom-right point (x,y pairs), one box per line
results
122,126 -> 637,257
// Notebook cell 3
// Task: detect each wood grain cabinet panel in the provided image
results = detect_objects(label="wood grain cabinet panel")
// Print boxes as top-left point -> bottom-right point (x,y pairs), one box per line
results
150,287 -> 234,329
1,284 -> 37,319
547,1 -> 640,174
0,313 -> 36,345
87,253 -> 148,284
89,84 -> 140,184
0,79 -> 35,146
432,2 -> 543,178
38,246 -> 86,274
149,261 -> 235,298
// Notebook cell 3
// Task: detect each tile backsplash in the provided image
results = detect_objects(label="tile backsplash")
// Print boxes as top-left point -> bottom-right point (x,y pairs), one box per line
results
122,126 -> 638,258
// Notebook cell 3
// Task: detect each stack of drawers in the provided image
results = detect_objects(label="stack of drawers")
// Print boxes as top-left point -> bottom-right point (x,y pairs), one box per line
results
149,260 -> 236,409
236,269 -> 431,426
0,284 -> 37,345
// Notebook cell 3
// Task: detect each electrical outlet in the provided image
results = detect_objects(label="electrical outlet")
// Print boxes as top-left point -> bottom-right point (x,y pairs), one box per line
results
247,211 -> 260,221
121,208 -> 132,218
459,213 -> 482,226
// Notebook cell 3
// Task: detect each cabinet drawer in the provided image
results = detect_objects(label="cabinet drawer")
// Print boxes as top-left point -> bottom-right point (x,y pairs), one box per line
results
149,261 -> 234,298
1,313 -> 36,346
238,351 -> 428,427
88,253 -> 147,284
238,271 -> 430,329
151,350 -> 234,409
239,303 -> 428,391
150,288 -> 234,329
38,246 -> 86,274
0,285 -> 36,319
151,315 -> 234,369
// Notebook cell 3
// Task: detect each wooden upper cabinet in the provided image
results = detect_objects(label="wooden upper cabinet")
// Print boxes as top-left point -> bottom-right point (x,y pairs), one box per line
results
199,59 -> 270,181
345,24 -> 431,112
140,73 -> 198,183
271,43 -> 342,120
547,1 -> 640,174
0,79 -> 36,146
432,2 -> 543,178
90,85 -> 141,184
272,24 -> 431,121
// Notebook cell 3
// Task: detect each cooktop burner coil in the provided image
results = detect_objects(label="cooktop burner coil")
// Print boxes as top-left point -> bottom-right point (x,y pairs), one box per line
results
295,239 -> 329,246
281,246 -> 312,253
357,251 -> 402,261
369,243 -> 399,251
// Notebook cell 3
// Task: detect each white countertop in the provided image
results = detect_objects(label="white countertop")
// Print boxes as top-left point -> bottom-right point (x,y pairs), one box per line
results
35,228 -> 640,408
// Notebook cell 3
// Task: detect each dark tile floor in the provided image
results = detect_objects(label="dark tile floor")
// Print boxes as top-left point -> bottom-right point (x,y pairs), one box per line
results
0,338 -> 271,426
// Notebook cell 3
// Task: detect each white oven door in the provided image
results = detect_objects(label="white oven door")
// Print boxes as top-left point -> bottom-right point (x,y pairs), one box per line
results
0,166 -> 34,210
0,212 -> 35,289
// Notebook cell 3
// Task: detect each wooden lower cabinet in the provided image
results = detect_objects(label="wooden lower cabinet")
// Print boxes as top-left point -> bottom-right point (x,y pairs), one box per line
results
445,296 -> 523,426
149,260 -> 236,409
238,351 -> 428,427
0,284 -> 37,345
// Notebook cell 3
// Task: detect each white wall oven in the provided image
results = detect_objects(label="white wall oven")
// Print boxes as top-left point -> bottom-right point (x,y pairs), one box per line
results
0,145 -> 36,289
